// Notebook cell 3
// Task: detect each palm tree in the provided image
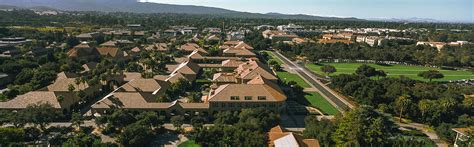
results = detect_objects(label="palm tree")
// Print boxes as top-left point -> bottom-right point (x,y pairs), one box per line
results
418,99 -> 431,118
395,95 -> 412,122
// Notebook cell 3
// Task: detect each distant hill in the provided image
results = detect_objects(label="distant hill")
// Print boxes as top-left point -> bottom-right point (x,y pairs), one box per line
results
0,4 -> 20,10
0,0 -> 363,21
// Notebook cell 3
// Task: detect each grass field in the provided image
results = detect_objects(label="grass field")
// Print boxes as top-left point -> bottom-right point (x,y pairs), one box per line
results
304,92 -> 339,115
178,140 -> 200,147
307,63 -> 473,81
276,71 -> 311,88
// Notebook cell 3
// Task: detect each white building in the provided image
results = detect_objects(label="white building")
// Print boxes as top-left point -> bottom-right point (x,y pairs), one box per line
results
277,24 -> 305,31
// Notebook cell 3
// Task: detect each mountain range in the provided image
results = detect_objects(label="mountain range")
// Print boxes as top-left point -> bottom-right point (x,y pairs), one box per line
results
0,0 -> 362,21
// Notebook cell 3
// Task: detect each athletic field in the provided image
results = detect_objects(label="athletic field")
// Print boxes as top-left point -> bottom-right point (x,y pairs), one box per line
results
306,63 -> 473,81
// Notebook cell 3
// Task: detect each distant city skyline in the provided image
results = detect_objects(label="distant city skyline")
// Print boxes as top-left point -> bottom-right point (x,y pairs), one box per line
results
143,0 -> 473,23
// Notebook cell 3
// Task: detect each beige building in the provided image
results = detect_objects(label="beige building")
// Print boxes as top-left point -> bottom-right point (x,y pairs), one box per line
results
0,72 -> 101,112
205,75 -> 287,112
268,125 -> 320,147
222,47 -> 256,58
179,43 -> 208,54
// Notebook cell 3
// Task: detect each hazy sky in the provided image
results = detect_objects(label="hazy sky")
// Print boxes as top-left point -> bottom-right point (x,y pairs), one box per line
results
144,0 -> 473,22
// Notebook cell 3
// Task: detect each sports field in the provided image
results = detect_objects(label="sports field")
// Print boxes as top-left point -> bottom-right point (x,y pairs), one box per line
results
306,63 -> 473,81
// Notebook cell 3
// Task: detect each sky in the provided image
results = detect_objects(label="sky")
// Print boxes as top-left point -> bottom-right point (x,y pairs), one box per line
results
143,0 -> 474,23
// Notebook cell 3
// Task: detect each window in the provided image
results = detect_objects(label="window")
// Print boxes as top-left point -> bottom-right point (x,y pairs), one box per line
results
244,96 -> 252,100
231,96 -> 240,100
258,96 -> 267,100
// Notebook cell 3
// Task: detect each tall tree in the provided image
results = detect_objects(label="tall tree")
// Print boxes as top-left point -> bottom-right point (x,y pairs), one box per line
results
71,112 -> 84,129
332,106 -> 396,146
417,70 -> 444,82
321,64 -> 337,76
395,95 -> 412,122
355,64 -> 377,77
303,116 -> 335,145
23,103 -> 61,131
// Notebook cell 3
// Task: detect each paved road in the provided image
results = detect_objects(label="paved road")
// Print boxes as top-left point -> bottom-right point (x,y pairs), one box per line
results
272,51 -> 353,112
396,122 -> 448,147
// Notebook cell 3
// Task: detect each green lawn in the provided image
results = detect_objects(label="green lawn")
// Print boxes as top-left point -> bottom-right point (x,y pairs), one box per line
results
306,63 -> 474,81
178,140 -> 200,147
305,92 -> 339,115
276,71 -> 311,88
264,51 -> 284,65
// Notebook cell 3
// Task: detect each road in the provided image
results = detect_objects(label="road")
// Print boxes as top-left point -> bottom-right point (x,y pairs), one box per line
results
272,51 -> 354,112
397,122 -> 448,147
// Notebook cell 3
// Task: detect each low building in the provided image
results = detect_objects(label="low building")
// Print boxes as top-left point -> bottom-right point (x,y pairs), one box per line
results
222,47 -> 256,58
205,75 -> 287,112
0,72 -> 101,113
453,127 -> 473,147
0,37 -> 32,46
416,41 -> 446,51
179,43 -> 208,55
449,41 -> 472,46
0,91 -> 80,113
262,30 -> 298,41
39,72 -> 101,99
318,33 -> 353,45
99,40 -> 133,48
277,24 -> 305,32
96,47 -> 127,60
287,38 -> 315,45
0,72 -> 12,87
145,43 -> 168,52
76,32 -> 99,41
67,43 -> 99,61
221,41 -> 254,50
268,125 -> 320,147
234,60 -> 278,83
91,93 -> 209,116
0,47 -> 21,57
166,61 -> 201,83
256,25 -> 275,30
206,35 -> 221,42
271,34 -> 299,42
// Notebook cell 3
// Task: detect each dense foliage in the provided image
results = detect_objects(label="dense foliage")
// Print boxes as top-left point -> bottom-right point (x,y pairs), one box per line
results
330,65 -> 474,142
191,108 -> 279,146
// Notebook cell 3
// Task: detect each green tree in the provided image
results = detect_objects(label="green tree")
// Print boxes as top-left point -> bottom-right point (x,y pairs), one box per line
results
320,64 -> 337,76
332,106 -> 396,146
418,99 -> 432,118
0,127 -> 24,144
171,115 -> 185,130
71,112 -> 84,129
117,123 -> 153,146
417,70 -> 444,82
395,95 -> 412,122
136,111 -> 164,129
191,116 -> 205,129
268,60 -> 281,71
355,64 -> 377,77
303,116 -> 335,145
23,103 -> 61,131
63,132 -> 102,146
